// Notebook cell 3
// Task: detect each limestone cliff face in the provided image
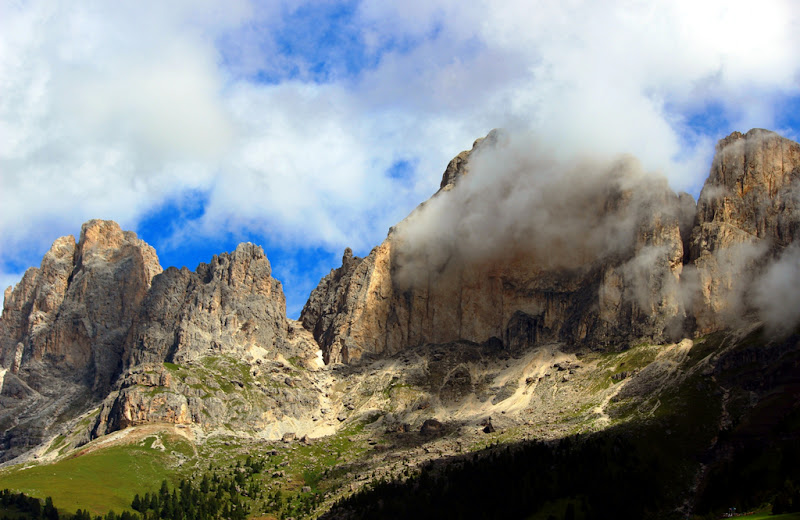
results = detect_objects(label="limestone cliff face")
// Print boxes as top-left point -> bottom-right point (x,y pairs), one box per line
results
695,129 -> 800,246
2,128 -> 798,463
688,129 -> 800,333
303,129 -> 800,364
0,220 -> 162,461
91,242 -> 324,438
0,224 -> 318,460
302,136 -> 693,363
0,226 -> 304,394
301,248 -> 366,363
0,220 -> 161,395
124,242 -> 293,368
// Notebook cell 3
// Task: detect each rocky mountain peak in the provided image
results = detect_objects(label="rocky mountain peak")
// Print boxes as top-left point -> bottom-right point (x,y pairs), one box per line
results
0,223 -> 321,460
685,129 -> 800,333
438,128 -> 503,191
0,220 -> 169,459
3,130 -> 800,467
124,240 -> 294,368
0,220 -> 163,389
303,152 -> 690,363
75,219 -> 162,283
341,247 -> 355,267
302,129 -> 800,364
694,128 -> 800,247
194,242 -> 275,292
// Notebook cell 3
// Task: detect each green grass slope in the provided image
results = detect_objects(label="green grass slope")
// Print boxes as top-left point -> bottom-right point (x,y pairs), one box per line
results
0,431 -> 194,515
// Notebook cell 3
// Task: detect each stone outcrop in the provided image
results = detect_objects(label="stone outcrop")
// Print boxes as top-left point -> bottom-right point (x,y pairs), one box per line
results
687,129 -> 800,333
95,242 -> 323,441
438,130 -> 500,191
0,223 -> 319,461
91,352 -> 324,440
123,242 -> 293,368
694,129 -> 800,247
0,220 -> 161,460
1,220 -> 161,395
91,239 -> 323,438
302,135 -> 692,363
302,129 -> 800,363
301,248 -> 366,363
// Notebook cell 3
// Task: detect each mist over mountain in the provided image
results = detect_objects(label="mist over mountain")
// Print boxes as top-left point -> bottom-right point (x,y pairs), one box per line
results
302,128 -> 800,364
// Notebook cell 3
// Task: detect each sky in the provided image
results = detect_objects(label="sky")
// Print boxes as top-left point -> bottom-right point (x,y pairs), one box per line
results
1,0 -> 799,319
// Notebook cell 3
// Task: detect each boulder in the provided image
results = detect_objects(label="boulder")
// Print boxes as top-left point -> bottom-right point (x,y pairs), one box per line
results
420,418 -> 443,436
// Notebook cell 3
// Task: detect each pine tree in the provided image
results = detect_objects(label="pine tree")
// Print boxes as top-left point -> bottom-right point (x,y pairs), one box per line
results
159,480 -> 170,500
28,496 -> 41,518
44,496 -> 58,520
74,509 -> 92,520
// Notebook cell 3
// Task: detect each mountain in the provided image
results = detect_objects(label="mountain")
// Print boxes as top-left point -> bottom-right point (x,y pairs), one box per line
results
302,128 -> 800,362
0,129 -> 799,519
1,221 -> 161,459
0,228 -> 323,461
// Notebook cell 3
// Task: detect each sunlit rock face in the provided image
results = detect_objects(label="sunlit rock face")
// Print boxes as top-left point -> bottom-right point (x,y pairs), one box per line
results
0,219 -> 162,395
0,220 -> 162,461
302,133 -> 691,363
1,128 -> 799,465
687,129 -> 800,334
91,241 -> 324,438
123,242 -> 294,368
0,223 -> 320,460
302,129 -> 800,363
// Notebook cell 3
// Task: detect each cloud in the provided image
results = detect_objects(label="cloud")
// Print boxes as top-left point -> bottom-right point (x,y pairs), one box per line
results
1,0 -> 800,316
390,130 -> 683,287
753,245 -> 800,335
0,1 -> 236,254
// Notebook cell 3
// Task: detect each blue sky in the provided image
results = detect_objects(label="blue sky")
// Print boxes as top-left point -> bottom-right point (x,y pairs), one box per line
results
1,1 -> 799,318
